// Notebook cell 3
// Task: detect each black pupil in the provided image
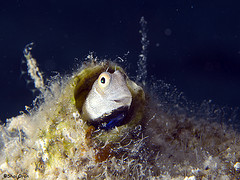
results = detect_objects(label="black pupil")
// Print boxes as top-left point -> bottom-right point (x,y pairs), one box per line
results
101,77 -> 105,84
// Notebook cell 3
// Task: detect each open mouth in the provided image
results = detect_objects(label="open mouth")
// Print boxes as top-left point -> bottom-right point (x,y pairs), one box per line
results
87,106 -> 129,130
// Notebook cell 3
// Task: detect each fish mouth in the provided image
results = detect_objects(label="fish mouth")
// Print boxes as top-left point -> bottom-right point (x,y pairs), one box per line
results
87,106 -> 129,130
111,96 -> 132,107
113,96 -> 131,102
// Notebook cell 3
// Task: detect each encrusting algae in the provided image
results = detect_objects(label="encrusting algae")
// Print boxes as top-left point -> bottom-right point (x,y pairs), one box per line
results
0,44 -> 148,179
1,44 -> 240,180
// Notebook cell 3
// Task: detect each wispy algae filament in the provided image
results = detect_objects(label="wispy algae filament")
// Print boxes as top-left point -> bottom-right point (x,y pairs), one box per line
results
136,17 -> 149,85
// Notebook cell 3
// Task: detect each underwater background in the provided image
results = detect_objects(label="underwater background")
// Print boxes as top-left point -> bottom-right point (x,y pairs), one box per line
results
0,0 -> 240,122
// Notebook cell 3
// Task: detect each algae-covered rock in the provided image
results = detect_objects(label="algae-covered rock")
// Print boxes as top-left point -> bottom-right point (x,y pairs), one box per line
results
1,46 -> 240,179
0,49 -> 146,179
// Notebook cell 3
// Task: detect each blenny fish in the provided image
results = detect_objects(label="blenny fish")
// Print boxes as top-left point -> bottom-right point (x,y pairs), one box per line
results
82,70 -> 132,130
73,60 -> 145,141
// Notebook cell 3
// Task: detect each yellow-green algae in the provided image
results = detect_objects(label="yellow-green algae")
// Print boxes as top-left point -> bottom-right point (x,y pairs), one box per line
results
0,59 -> 146,179
1,56 -> 240,179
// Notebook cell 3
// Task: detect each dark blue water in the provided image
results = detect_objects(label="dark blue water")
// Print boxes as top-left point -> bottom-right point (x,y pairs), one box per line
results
1,0 -> 240,122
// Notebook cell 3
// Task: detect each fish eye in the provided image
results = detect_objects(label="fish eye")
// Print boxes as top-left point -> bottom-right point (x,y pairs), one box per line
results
100,77 -> 105,84
98,72 -> 111,88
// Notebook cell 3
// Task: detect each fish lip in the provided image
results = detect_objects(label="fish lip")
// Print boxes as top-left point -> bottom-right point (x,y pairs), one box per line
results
113,99 -> 121,103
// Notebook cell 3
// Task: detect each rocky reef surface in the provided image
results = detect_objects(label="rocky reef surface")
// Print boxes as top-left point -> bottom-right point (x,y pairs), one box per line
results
0,45 -> 240,179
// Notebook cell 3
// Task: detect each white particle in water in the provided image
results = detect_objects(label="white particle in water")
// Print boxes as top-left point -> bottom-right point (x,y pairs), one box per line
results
234,162 -> 240,171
